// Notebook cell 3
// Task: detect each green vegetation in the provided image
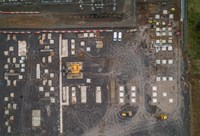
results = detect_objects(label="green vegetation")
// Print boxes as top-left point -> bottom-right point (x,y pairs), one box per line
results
188,0 -> 200,52
188,1 -> 200,136
188,0 -> 200,75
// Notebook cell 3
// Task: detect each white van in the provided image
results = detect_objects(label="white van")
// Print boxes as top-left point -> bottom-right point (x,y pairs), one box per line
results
118,32 -> 122,41
113,32 -> 117,41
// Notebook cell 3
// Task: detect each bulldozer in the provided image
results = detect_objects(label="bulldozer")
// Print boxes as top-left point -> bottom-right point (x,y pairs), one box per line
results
155,114 -> 168,121
65,62 -> 83,79
70,63 -> 81,74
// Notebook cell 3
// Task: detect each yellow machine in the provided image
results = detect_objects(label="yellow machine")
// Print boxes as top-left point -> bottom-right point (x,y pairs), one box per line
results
155,114 -> 168,121
120,111 -> 133,117
148,20 -> 153,24
66,62 -> 83,79
148,19 -> 156,24
171,8 -> 176,12
70,63 -> 81,74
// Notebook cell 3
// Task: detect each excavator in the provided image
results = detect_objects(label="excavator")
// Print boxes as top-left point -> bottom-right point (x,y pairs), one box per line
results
120,111 -> 133,117
155,114 -> 168,121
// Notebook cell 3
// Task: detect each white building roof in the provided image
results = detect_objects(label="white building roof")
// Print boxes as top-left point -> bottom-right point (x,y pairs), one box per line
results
131,98 -> 136,103
169,98 -> 174,103
152,92 -> 157,97
131,92 -> 136,97
119,86 -> 124,91
152,86 -> 157,91
119,92 -> 124,97
156,60 -> 161,64
32,110 -> 41,127
156,77 -> 161,81
152,98 -> 157,103
162,77 -> 167,81
131,86 -> 136,91
163,92 -> 167,97
168,59 -> 173,64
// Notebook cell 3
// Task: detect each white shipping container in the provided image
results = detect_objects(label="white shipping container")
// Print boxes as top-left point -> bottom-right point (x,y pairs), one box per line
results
131,98 -> 136,103
7,126 -> 11,133
131,92 -> 136,97
48,56 -> 52,63
162,46 -> 167,51
168,59 -> 173,64
71,39 -> 75,44
62,86 -> 69,105
119,92 -> 124,97
156,60 -> 161,64
156,40 -> 160,44
61,39 -> 69,57
89,33 -> 94,37
162,60 -> 167,64
168,46 -> 173,51
7,34 -> 10,40
36,64 -> 40,79
131,86 -> 136,91
13,57 -> 16,63
81,86 -> 87,103
119,86 -> 124,91
119,98 -> 124,104
72,90 -> 77,104
156,32 -> 160,37
162,27 -> 166,31
42,57 -> 46,63
96,89 -> 102,103
155,14 -> 160,19
156,77 -> 161,81
156,28 -> 160,32
152,98 -> 157,104
152,86 -> 157,91
50,40 -> 54,44
168,39 -> 173,43
48,33 -> 52,39
83,33 -> 88,38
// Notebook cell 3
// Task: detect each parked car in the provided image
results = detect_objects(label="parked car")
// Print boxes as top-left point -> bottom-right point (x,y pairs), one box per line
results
118,32 -> 122,41
113,32 -> 117,41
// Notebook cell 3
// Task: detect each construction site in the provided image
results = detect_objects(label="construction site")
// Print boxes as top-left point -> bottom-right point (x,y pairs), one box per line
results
0,0 -> 189,136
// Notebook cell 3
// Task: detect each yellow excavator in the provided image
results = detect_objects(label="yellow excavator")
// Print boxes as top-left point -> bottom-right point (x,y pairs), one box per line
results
155,114 -> 168,121
120,111 -> 133,117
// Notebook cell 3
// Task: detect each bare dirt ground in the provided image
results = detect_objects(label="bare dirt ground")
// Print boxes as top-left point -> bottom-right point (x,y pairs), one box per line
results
188,61 -> 200,136
0,0 -> 190,136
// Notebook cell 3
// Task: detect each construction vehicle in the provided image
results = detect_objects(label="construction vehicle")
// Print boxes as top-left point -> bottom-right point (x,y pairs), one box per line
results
155,114 -> 168,121
65,62 -> 83,79
148,19 -> 156,24
171,8 -> 176,12
120,111 -> 133,117
70,63 -> 81,74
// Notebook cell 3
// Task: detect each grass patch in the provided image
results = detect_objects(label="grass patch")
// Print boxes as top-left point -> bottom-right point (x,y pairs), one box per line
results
188,0 -> 200,60
188,0 -> 200,136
